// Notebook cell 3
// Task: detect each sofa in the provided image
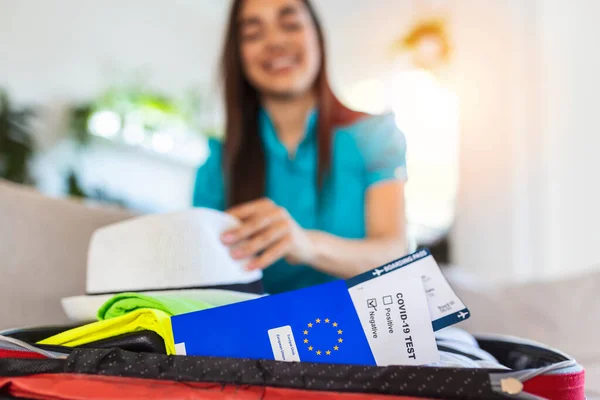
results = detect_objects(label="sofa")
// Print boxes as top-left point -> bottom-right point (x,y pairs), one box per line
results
0,179 -> 134,329
0,179 -> 598,395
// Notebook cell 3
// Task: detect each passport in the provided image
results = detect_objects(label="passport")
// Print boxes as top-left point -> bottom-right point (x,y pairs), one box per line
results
171,249 -> 468,366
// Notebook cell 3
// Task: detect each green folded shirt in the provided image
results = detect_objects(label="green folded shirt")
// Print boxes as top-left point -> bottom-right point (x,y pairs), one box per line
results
98,292 -> 214,320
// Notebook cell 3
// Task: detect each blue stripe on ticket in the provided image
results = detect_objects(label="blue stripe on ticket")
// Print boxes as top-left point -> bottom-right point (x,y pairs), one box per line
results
346,249 -> 432,288
346,249 -> 470,332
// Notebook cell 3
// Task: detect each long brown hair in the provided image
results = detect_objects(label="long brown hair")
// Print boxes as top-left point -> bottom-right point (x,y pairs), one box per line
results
221,0 -> 365,207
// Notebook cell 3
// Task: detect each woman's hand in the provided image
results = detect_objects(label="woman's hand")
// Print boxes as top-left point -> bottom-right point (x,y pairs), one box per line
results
221,198 -> 315,270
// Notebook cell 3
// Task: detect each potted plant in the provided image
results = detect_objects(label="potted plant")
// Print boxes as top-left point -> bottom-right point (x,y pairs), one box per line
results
0,89 -> 36,184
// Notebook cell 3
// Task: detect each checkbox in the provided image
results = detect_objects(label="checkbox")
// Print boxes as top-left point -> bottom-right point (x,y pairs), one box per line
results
367,298 -> 377,309
383,295 -> 393,305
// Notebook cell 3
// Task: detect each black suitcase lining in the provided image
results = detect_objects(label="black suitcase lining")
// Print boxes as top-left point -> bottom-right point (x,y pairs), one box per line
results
477,339 -> 570,370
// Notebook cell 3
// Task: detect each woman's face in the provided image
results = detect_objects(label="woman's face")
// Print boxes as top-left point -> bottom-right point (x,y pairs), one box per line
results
238,0 -> 322,99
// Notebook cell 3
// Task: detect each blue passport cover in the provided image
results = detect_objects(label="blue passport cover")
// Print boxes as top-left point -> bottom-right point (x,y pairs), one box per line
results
171,279 -> 377,365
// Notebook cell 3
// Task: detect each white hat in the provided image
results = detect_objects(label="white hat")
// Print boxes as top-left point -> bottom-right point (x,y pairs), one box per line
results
61,208 -> 263,322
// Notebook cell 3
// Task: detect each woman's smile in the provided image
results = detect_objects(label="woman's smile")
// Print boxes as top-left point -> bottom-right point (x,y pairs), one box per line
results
262,54 -> 301,75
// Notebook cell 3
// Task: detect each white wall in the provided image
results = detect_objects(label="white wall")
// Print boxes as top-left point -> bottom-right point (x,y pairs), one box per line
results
537,0 -> 600,279
451,0 -> 600,283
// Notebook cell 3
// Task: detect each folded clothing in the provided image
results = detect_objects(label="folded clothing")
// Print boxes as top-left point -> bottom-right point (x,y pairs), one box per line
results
37,293 -> 220,357
0,335 -> 64,359
38,309 -> 176,355
98,293 -> 213,320
0,325 -> 82,344
432,328 -> 508,369
0,349 -> 47,360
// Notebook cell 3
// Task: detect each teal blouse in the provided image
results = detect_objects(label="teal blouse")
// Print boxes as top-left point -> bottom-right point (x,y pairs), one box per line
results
193,109 -> 407,294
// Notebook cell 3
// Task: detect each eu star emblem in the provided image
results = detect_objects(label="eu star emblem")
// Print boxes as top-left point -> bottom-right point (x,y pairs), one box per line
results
298,317 -> 346,361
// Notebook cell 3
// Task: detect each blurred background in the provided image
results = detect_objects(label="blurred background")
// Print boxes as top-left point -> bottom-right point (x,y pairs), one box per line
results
1,0 -> 599,285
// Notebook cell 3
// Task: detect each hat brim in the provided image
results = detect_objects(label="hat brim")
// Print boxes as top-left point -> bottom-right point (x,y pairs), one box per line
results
61,289 -> 263,323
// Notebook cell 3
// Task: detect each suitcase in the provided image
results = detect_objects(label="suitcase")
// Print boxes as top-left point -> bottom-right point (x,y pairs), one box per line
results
0,332 -> 586,400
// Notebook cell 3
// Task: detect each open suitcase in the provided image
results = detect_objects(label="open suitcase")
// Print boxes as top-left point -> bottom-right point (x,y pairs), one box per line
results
0,329 -> 586,400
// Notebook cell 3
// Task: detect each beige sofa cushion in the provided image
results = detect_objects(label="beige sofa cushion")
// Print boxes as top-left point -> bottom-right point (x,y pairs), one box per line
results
0,180 -> 134,330
448,269 -> 600,395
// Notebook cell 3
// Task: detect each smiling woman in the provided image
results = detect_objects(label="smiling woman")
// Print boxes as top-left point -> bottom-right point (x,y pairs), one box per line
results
193,0 -> 410,294
238,1 -> 321,99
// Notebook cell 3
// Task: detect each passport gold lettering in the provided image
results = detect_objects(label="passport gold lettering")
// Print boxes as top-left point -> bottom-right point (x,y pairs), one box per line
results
369,311 -> 378,338
287,334 -> 296,357
276,334 -> 285,360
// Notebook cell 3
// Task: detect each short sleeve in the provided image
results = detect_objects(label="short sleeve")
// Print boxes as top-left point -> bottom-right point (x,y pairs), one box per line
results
352,112 -> 408,187
192,138 -> 226,211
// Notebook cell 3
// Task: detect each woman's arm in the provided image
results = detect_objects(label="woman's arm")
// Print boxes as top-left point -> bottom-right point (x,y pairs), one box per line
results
303,180 -> 407,279
221,180 -> 407,278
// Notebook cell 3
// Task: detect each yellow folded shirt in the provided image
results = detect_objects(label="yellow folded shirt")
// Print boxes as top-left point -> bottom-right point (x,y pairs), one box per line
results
38,308 -> 176,355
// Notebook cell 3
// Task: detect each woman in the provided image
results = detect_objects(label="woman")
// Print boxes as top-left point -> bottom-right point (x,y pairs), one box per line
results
193,0 -> 408,294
